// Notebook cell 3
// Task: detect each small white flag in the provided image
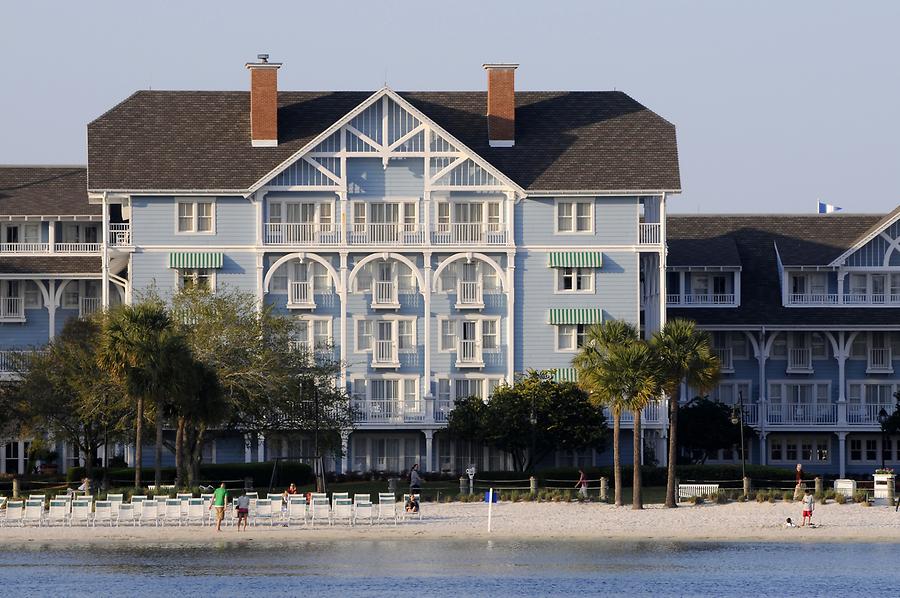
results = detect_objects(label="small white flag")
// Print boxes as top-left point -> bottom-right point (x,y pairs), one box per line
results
817,201 -> 842,214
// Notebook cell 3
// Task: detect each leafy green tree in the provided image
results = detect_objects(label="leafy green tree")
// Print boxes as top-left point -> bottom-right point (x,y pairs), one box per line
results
12,317 -> 128,480
678,398 -> 749,464
574,320 -> 640,506
651,318 -> 720,508
447,371 -> 608,472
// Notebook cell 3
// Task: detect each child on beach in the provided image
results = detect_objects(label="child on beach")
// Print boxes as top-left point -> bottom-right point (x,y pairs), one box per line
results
801,490 -> 815,526
575,469 -> 589,499
235,492 -> 250,531
783,517 -> 795,528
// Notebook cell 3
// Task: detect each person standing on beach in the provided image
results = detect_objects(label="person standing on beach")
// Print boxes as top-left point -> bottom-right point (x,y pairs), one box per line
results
409,463 -> 422,494
801,489 -> 815,526
575,469 -> 589,499
234,491 -> 250,532
210,482 -> 228,532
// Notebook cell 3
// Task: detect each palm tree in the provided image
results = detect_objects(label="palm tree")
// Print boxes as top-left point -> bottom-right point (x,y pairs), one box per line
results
574,320 -> 639,507
98,303 -> 186,489
594,342 -> 660,509
652,318 -> 720,508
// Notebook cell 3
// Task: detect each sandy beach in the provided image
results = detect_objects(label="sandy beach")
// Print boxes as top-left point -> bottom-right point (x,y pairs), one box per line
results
2,501 -> 898,545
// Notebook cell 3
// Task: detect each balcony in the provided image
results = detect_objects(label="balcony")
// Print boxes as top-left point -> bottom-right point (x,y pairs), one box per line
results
847,403 -> 895,426
787,348 -> 813,373
108,223 -> 132,247
371,281 -> 399,309
0,297 -> 25,322
607,402 -> 664,426
0,242 -> 101,254
867,348 -> 893,374
79,297 -> 101,317
638,223 -> 661,245
713,347 -> 734,373
667,293 -> 736,306
0,243 -> 50,254
0,350 -> 35,378
456,339 -> 484,368
789,293 -> 839,305
264,223 -> 342,246
433,399 -> 453,423
372,339 -> 399,368
347,223 -> 424,246
455,280 -> 484,309
431,223 -> 508,246
352,399 -> 427,424
766,402 -> 837,425
57,243 -> 101,253
287,281 -> 315,309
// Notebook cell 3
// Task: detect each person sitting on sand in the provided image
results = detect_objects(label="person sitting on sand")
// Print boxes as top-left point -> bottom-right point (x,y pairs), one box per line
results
405,493 -> 419,513
784,517 -> 795,528
801,489 -> 815,527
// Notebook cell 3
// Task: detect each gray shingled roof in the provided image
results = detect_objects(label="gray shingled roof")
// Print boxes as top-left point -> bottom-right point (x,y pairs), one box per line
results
0,256 -> 101,274
0,167 -> 97,215
87,90 -> 680,193
667,214 -> 899,327
667,237 -> 741,268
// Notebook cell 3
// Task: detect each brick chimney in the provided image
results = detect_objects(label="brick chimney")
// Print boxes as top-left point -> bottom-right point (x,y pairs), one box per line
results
483,63 -> 518,147
245,54 -> 282,147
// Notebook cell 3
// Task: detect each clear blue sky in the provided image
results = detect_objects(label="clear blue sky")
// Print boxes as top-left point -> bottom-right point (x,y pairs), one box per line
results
2,0 -> 899,214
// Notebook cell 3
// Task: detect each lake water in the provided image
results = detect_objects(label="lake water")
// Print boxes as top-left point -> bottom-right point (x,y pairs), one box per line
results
0,540 -> 897,596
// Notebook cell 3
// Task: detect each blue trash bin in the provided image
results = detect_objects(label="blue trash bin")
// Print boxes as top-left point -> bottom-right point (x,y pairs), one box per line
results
484,490 -> 499,503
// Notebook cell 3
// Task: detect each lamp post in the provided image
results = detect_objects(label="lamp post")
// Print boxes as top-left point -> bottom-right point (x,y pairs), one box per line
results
877,407 -> 889,471
730,390 -> 746,482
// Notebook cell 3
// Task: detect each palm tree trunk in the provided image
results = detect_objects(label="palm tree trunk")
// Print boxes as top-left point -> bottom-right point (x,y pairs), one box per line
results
174,417 -> 185,488
134,396 -> 143,489
665,386 -> 681,508
613,410 -> 622,507
632,408 -> 643,510
154,410 -> 163,489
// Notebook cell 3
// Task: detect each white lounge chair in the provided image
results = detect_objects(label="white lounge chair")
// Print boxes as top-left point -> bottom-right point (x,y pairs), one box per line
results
268,493 -> 287,525
245,491 -> 259,500
177,493 -> 193,516
185,498 -> 205,525
107,493 -> 124,517
4,500 -> 24,527
332,497 -> 353,526
116,503 -> 136,526
354,494 -> 373,525
131,495 -> 147,518
287,496 -> 307,527
23,499 -> 44,527
401,493 -> 423,521
377,493 -> 397,524
331,491 -> 349,505
47,499 -> 69,526
70,499 -> 92,526
164,499 -> 183,526
310,496 -> 330,526
139,500 -> 159,527
254,498 -> 274,526
93,500 -> 114,526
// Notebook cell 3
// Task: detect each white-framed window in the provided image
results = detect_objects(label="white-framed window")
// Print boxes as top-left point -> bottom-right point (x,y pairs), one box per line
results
556,323 -> 587,352
354,317 -> 415,353
482,319 -> 499,352
61,281 -> 79,309
556,267 -> 594,293
771,333 -> 787,358
850,334 -> 867,358
293,317 -> 332,351
437,317 -> 500,352
23,281 -> 42,308
177,268 -> 215,291
708,381 -> 752,405
176,199 -> 215,234
270,263 -> 288,293
730,332 -> 748,359
439,318 -> 456,352
811,332 -> 828,359
437,260 -> 501,294
449,376 -> 505,400
398,319 -> 415,352
555,200 -> 593,233
398,263 -> 416,294
355,318 -> 374,352
767,381 -> 831,404
437,378 -> 451,402
769,435 -> 830,464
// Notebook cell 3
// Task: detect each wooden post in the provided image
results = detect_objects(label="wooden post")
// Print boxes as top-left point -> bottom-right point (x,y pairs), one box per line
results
814,477 -> 823,496
743,476 -> 751,497
600,477 -> 608,502
12,477 -> 20,499
529,475 -> 537,496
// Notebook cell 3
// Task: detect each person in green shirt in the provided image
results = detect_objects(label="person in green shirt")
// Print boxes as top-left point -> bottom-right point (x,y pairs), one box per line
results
210,482 -> 228,531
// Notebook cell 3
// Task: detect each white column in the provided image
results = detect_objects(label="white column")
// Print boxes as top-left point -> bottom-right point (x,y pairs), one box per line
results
255,193 -> 264,245
734,271 -> 741,307
257,433 -> 265,462
101,193 -> 110,308
836,331 -> 847,402
339,253 -> 348,392
657,193 -> 667,328
47,280 -> 56,340
340,430 -> 350,474
424,430 -> 434,473
838,432 -> 847,478
505,253 -> 516,382
244,434 -> 253,463
255,253 -> 264,313
423,253 -> 433,399
758,432 -> 767,466
17,440 -> 25,475
837,271 -> 845,305
48,221 -> 56,254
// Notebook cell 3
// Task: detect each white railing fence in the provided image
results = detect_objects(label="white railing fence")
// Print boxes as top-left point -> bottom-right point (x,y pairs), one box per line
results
56,243 -> 101,253
264,223 -> 341,245
108,223 -> 132,246
868,348 -> 892,370
288,281 -> 313,306
457,340 -> 482,365
638,223 -> 661,244
79,297 -> 101,317
0,243 -> 50,253
1,297 -> 24,319
372,281 -> 397,306
766,402 -> 837,425
456,280 -> 483,306
788,347 -> 812,370
373,340 -> 397,365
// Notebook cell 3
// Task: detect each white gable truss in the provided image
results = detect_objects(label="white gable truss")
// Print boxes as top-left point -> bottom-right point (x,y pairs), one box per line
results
248,88 -> 525,198
829,207 -> 900,268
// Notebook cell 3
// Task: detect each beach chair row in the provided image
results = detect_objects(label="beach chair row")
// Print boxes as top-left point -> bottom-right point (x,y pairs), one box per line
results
0,492 -> 421,527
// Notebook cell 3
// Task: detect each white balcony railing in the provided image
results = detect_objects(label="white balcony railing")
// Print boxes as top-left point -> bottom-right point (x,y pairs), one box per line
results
264,223 -> 342,245
372,339 -> 399,367
371,281 -> 399,308
609,402 -> 664,425
714,347 -> 733,372
0,297 -> 24,321
455,280 -> 484,309
789,293 -> 839,305
457,339 -> 483,367
79,297 -> 101,317
288,339 -> 310,353
787,348 -> 812,372
56,243 -> 101,253
867,348 -> 893,373
431,223 -> 507,245
288,281 -> 315,308
108,223 -> 132,246
766,402 -> 837,425
847,403 -> 894,425
347,223 -> 425,246
433,399 -> 453,422
638,223 -> 661,245
0,243 -> 50,253
0,350 -> 37,375
352,399 -> 426,424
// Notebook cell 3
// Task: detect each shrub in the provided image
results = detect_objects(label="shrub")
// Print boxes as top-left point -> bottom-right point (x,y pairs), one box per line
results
688,495 -> 704,505
824,489 -> 836,500
782,490 -> 794,502
756,490 -> 769,503
714,492 -> 728,504
853,490 -> 869,504
66,461 -> 314,487
834,492 -> 846,505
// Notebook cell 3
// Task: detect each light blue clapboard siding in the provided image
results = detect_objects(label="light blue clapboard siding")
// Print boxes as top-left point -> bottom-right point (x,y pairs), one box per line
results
516,196 -> 639,246
347,158 -> 424,197
845,220 -> 899,267
131,196 -> 255,246
131,251 -> 258,298
0,309 -> 50,349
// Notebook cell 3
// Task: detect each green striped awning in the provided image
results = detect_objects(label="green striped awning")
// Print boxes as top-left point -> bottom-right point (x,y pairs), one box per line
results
167,252 -> 224,269
553,368 -> 578,383
548,252 -> 603,268
548,308 -> 602,325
